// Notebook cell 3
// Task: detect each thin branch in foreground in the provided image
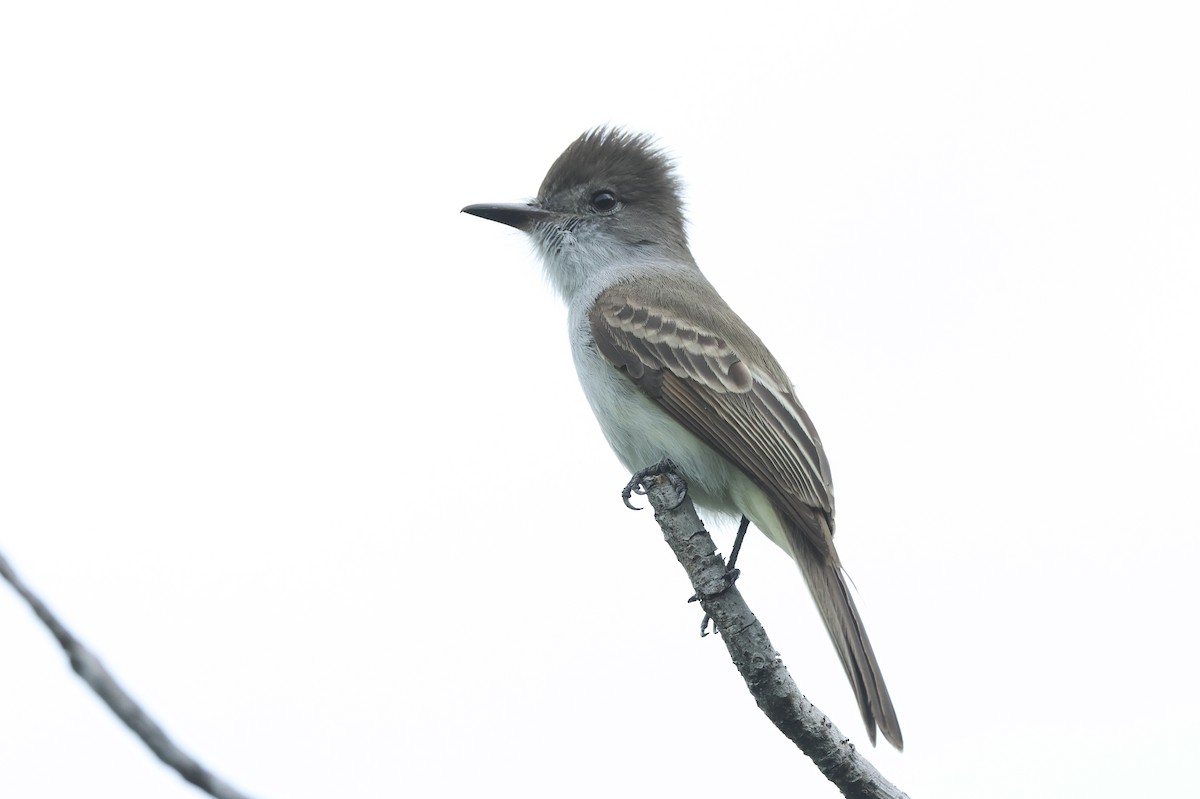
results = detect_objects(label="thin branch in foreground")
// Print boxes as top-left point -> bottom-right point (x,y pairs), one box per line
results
0,549 -> 257,799
633,467 -> 909,799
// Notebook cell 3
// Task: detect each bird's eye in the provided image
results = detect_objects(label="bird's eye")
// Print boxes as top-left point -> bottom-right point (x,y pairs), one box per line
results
590,190 -> 619,213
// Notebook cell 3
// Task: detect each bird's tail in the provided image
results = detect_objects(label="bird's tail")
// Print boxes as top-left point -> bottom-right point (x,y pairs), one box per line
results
788,519 -> 903,750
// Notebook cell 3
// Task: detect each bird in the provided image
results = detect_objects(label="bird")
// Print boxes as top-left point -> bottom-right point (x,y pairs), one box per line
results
462,127 -> 902,749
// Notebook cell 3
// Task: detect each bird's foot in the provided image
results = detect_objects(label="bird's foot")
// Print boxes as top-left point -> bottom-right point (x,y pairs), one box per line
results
621,458 -> 688,511
693,516 -> 750,636
690,567 -> 741,637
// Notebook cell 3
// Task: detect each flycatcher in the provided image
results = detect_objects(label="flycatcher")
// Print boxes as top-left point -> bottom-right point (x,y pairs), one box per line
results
462,128 -> 902,749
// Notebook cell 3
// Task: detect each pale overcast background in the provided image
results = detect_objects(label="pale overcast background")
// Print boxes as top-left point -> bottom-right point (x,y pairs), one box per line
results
2,3 -> 1197,798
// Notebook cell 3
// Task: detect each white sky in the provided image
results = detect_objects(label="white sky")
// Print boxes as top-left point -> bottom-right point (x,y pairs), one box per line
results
2,3 -> 1197,797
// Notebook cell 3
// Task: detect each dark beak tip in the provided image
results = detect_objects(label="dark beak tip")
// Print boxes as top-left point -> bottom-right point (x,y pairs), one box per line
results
460,202 -> 549,232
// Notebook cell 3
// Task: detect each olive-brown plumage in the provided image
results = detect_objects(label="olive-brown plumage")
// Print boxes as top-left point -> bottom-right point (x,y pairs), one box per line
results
464,128 -> 902,749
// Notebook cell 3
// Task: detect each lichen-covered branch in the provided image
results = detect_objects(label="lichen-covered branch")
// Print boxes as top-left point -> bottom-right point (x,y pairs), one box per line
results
635,469 -> 909,799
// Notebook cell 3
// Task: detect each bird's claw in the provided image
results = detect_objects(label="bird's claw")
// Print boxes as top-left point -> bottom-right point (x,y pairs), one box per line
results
621,482 -> 647,511
621,459 -> 688,511
690,568 -> 741,637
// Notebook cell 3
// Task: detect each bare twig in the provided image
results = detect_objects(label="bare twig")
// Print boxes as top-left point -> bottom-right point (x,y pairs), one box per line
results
0,549 -> 257,799
634,467 -> 909,799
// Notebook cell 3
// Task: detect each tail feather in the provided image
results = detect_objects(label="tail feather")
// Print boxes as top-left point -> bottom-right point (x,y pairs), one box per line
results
788,517 -> 903,750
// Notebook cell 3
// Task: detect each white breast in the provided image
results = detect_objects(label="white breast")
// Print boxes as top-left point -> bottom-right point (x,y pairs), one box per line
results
566,307 -> 791,554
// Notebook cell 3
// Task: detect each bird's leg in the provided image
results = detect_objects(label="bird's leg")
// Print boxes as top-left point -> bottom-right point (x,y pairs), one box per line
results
726,514 -> 750,572
696,515 -> 750,636
621,458 -> 687,511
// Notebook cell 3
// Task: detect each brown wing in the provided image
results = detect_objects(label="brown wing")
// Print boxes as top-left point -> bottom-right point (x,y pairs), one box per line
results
590,287 -> 836,556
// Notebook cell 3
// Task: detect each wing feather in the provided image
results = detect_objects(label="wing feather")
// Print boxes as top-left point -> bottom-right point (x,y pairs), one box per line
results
591,289 -> 835,555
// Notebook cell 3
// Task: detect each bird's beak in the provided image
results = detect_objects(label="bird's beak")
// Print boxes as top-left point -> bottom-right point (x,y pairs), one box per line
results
461,202 -> 556,232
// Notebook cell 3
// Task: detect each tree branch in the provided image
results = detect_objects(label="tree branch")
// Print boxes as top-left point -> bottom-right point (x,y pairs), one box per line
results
634,467 -> 909,799
0,549 -> 257,799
